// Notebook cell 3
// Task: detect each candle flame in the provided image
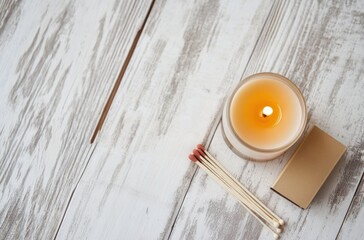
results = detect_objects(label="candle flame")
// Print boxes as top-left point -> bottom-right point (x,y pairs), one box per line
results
262,106 -> 273,117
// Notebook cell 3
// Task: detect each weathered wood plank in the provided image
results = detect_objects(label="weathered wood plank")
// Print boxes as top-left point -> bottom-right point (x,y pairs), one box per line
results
337,173 -> 364,240
0,0 -> 21,36
170,0 -> 364,239
56,0 -> 274,239
0,0 -> 152,239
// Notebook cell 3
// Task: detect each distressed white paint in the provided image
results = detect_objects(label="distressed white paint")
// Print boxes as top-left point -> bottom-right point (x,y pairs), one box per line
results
338,174 -> 364,240
1,0 -> 364,239
0,0 -> 152,239
56,0 -> 275,239
170,0 -> 364,239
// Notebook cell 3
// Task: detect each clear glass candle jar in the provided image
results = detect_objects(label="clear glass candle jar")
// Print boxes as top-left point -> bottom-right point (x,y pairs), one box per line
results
222,72 -> 307,161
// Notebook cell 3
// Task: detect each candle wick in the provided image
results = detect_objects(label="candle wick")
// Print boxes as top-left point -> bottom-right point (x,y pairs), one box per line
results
262,106 -> 273,118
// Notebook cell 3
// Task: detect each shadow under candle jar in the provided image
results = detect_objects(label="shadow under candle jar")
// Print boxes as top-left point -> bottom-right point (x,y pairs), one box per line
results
222,72 -> 307,161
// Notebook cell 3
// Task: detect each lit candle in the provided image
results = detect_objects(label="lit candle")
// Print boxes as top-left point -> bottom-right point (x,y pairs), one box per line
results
222,72 -> 307,161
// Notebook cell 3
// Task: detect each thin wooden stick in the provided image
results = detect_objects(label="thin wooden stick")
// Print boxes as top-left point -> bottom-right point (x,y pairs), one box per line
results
197,152 -> 281,229
199,157 -> 281,234
194,149 -> 281,230
198,145 -> 285,225
90,0 -> 156,143
199,150 -> 282,227
189,155 -> 280,239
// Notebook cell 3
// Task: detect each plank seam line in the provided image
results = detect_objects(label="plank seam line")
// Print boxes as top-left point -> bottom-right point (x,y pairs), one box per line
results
90,0 -> 156,143
166,1 -> 276,238
240,0 -> 276,78
166,114 -> 221,240
52,143 -> 97,240
335,170 -> 364,240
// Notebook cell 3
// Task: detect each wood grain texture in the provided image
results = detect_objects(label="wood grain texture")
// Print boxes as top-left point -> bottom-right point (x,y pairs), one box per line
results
56,0 -> 274,239
170,0 -> 364,239
337,173 -> 364,240
0,0 -> 152,239
0,0 -> 21,37
2,0 -> 364,239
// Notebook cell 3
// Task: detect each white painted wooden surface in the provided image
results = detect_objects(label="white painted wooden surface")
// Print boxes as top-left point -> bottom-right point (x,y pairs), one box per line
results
0,0 -> 152,239
1,0 -> 363,239
338,174 -> 364,240
57,0 -> 275,239
171,1 -> 364,239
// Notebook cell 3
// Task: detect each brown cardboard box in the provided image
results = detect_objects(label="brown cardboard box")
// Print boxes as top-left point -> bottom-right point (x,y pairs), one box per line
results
271,126 -> 346,209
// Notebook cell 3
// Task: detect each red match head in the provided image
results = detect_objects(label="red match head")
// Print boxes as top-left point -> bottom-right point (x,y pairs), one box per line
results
196,148 -> 206,157
193,149 -> 201,158
188,154 -> 198,162
197,144 -> 205,151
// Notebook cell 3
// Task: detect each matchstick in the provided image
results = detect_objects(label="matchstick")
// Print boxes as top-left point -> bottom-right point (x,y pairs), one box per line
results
200,157 -> 282,234
199,151 -> 282,227
196,150 -> 281,229
197,144 -> 285,226
193,149 -> 281,229
189,154 -> 280,239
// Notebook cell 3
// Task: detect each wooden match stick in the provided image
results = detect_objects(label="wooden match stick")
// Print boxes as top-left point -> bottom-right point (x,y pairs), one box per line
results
199,156 -> 282,235
189,154 -> 280,239
197,144 -> 285,226
194,150 -> 281,230
204,154 -> 284,227
193,149 -> 281,230
195,148 -> 279,225
197,150 -> 282,228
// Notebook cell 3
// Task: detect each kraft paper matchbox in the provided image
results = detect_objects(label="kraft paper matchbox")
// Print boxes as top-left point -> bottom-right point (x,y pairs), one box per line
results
271,125 -> 346,209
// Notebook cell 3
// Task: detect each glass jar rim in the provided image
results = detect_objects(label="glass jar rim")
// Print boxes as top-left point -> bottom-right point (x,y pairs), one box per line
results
225,72 -> 307,153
